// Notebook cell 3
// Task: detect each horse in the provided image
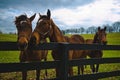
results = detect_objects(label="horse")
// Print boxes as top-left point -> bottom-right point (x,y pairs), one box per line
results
14,14 -> 48,80
30,9 -> 86,77
85,27 -> 107,73
64,35 -> 86,75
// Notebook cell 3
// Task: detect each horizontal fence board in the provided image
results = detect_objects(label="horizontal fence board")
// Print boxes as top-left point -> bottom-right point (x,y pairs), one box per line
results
0,42 -> 120,51
0,57 -> 119,73
69,70 -> 120,80
0,42 -> 18,51
0,61 -> 59,73
67,43 -> 120,50
0,42 -> 61,51
69,57 -> 120,66
45,78 -> 59,80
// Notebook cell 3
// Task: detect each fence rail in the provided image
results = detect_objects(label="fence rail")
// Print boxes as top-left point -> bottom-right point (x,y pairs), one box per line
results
0,42 -> 120,80
0,42 -> 120,50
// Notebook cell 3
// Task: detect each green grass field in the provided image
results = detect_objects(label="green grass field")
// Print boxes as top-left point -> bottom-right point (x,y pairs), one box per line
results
0,33 -> 120,80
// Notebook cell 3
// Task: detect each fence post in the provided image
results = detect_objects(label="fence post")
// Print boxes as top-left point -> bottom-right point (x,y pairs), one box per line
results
59,43 -> 69,80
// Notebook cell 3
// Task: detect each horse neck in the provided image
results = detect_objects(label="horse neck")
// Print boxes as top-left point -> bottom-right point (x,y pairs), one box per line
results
49,19 -> 66,42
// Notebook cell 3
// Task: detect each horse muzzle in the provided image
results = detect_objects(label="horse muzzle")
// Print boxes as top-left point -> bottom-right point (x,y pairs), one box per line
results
18,42 -> 28,51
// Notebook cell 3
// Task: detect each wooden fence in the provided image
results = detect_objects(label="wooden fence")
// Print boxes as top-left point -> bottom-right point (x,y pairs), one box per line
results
0,42 -> 120,80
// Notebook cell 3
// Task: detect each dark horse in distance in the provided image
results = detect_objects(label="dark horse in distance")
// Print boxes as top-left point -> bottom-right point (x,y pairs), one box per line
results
85,27 -> 107,73
14,14 -> 48,80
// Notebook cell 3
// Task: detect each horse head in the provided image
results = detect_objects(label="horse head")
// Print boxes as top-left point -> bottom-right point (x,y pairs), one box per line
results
94,26 -> 107,45
31,9 -> 51,45
15,13 -> 36,50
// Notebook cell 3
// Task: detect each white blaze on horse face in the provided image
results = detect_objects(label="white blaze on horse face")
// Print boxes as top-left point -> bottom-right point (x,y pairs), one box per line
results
38,19 -> 43,23
20,20 -> 27,24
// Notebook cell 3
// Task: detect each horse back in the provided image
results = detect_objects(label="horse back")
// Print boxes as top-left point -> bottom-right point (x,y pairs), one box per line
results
69,35 -> 86,59
86,39 -> 93,44
64,36 -> 69,42
70,34 -> 84,44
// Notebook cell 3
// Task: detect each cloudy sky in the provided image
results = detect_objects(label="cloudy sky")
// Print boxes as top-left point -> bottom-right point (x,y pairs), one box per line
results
0,0 -> 120,33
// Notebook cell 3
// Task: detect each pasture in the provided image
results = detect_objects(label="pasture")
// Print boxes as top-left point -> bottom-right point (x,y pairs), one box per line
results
0,33 -> 120,80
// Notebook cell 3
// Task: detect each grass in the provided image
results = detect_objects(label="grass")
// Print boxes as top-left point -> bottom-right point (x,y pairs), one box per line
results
0,34 -> 19,63
0,32 -> 120,80
0,34 -> 17,42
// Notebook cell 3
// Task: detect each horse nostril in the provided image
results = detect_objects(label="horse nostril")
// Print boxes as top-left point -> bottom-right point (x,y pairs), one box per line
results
24,43 -> 28,47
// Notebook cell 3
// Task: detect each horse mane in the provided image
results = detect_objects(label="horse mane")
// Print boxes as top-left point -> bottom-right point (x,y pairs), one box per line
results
50,19 -> 66,42
50,19 -> 64,35
41,15 -> 50,19
15,15 -> 27,24
37,15 -> 50,22
70,35 -> 85,44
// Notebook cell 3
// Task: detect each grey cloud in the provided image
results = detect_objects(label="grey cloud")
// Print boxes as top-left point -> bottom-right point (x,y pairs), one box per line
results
0,0 -> 100,33
0,0 -> 95,10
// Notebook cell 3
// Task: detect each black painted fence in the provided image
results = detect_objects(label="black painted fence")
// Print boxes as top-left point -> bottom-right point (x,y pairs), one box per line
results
0,42 -> 120,80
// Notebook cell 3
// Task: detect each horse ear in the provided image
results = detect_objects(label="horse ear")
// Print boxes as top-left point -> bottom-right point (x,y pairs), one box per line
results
98,26 -> 101,31
47,9 -> 51,19
104,26 -> 107,31
15,16 -> 18,20
39,13 -> 42,18
30,13 -> 36,22
24,13 -> 27,16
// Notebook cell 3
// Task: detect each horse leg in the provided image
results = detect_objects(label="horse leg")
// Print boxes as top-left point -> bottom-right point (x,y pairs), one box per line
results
78,65 -> 84,75
81,65 -> 84,75
22,71 -> 27,80
21,60 -> 27,80
20,52 -> 28,80
44,58 -> 47,77
90,64 -> 95,73
36,70 -> 40,80
96,64 -> 99,73
78,66 -> 80,75
56,68 -> 61,78
69,67 -> 73,76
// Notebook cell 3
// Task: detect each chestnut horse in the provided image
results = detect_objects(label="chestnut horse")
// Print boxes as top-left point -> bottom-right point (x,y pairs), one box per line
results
64,35 -> 86,75
14,14 -> 48,80
31,9 -> 86,77
85,27 -> 107,73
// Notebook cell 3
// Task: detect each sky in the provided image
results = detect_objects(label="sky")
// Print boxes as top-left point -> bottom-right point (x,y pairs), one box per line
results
0,0 -> 120,33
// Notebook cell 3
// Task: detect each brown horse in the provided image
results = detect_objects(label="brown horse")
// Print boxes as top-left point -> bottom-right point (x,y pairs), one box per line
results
85,27 -> 107,73
64,35 -> 86,75
14,14 -> 48,80
31,9 -> 86,77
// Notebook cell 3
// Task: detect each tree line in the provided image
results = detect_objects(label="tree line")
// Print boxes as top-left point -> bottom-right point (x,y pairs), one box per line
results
62,21 -> 120,34
0,21 -> 120,34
